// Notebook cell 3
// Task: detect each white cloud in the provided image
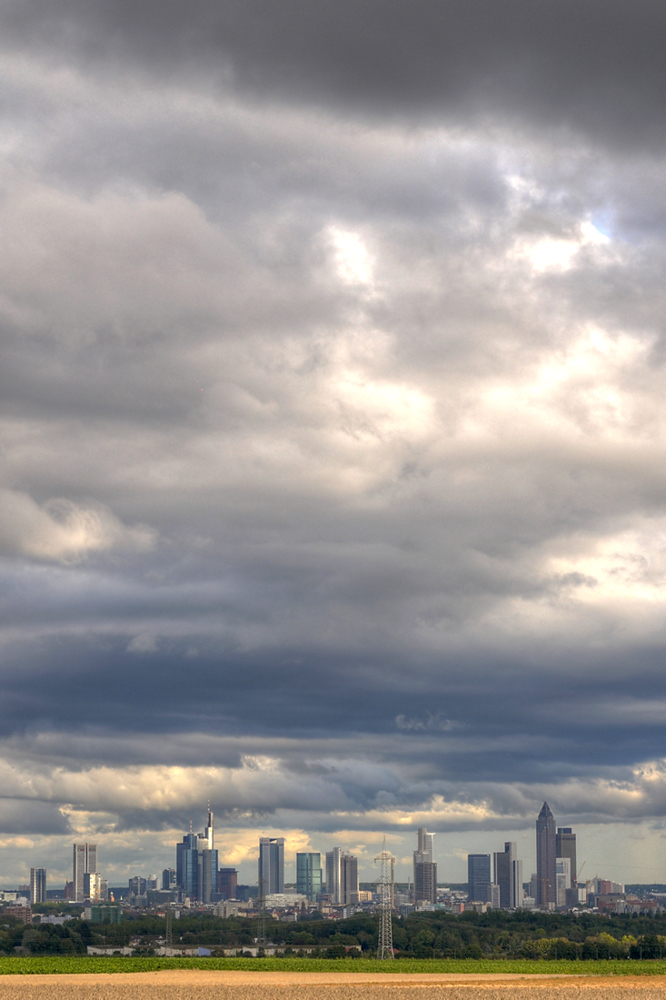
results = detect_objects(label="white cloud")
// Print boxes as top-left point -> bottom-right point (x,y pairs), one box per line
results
126,633 -> 159,653
0,489 -> 154,562
327,226 -> 375,287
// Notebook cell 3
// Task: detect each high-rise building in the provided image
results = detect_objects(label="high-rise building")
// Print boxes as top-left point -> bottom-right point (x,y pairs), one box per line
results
30,868 -> 46,904
85,872 -> 108,902
296,853 -> 322,902
73,844 -> 98,903
162,868 -> 177,890
218,868 -> 238,900
556,857 -> 571,908
514,858 -> 524,908
73,844 -> 86,902
493,842 -> 522,909
536,801 -> 556,909
414,860 -> 437,903
87,844 -> 97,876
325,848 -> 360,906
200,845 -> 218,904
340,852 -> 359,905
556,828 -> 577,884
175,808 -> 219,903
325,847 -> 340,903
416,828 -> 434,860
194,805 -> 218,903
413,827 -> 436,904
258,837 -> 284,897
467,854 -> 491,902
202,806 -> 214,851
494,842 -> 514,909
128,876 -> 147,901
177,832 -> 199,898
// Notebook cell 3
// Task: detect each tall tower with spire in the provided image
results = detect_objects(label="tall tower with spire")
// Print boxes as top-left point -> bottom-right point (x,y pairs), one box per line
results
176,806 -> 218,903
536,801 -> 556,909
204,802 -> 214,851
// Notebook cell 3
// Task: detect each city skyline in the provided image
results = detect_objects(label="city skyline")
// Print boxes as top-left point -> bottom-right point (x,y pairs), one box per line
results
2,0 -> 666,890
13,804 -> 634,895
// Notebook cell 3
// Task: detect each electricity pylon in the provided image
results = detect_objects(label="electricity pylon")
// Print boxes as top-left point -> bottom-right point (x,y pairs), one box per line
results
257,874 -> 267,949
375,837 -> 395,959
165,903 -> 173,953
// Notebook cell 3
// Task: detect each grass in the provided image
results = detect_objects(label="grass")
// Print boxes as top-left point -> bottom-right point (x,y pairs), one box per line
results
1,956 -> 666,975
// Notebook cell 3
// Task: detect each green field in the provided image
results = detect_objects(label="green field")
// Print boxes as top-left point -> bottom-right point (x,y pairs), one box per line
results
1,956 -> 666,975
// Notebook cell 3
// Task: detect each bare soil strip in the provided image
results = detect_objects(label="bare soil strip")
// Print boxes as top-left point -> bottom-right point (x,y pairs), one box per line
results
0,971 -> 666,1000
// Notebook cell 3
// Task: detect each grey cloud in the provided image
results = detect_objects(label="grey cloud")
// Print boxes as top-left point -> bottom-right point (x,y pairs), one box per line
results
1,0 -> 666,877
0,800 -> 70,835
3,1 -> 666,150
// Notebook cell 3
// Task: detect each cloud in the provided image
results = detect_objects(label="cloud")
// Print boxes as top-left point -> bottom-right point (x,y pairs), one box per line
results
126,633 -> 158,653
3,0 -> 666,151
0,0 -> 666,884
0,490 -> 154,562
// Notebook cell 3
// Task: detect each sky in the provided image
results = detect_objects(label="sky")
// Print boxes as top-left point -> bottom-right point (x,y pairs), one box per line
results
2,0 -> 666,890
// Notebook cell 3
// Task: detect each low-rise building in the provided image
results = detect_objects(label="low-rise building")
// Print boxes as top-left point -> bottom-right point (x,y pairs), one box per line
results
84,904 -> 122,924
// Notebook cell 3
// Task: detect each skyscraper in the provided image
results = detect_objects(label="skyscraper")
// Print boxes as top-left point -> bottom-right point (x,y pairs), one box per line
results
176,832 -> 198,898
196,805 -> 218,902
162,868 -> 177,890
494,842 -> 516,909
417,827 -> 434,858
176,807 -> 218,902
86,844 -> 97,876
413,828 -> 437,904
30,868 -> 46,904
414,859 -> 437,903
218,868 -> 238,899
340,852 -> 359,905
514,857 -> 524,908
200,844 -> 218,903
129,876 -> 147,901
556,857 -> 571,908
325,847 -> 341,903
467,854 -> 491,902
258,837 -> 284,896
492,842 -> 522,909
73,843 -> 97,902
536,801 -> 556,909
85,872 -> 108,902
201,805 -> 214,851
556,828 -> 577,884
325,848 -> 359,905
296,853 -> 322,902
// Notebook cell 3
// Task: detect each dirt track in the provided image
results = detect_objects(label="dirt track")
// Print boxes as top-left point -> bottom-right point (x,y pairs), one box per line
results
0,971 -> 665,1000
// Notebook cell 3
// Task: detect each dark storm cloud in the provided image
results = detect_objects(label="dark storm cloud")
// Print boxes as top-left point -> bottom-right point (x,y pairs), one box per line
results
0,799 -> 70,836
3,0 -> 666,148
1,0 -> 666,881
2,625 -> 666,789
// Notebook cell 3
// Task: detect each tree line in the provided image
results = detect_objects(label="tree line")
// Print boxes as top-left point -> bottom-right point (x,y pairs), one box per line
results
6,908 -> 666,958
